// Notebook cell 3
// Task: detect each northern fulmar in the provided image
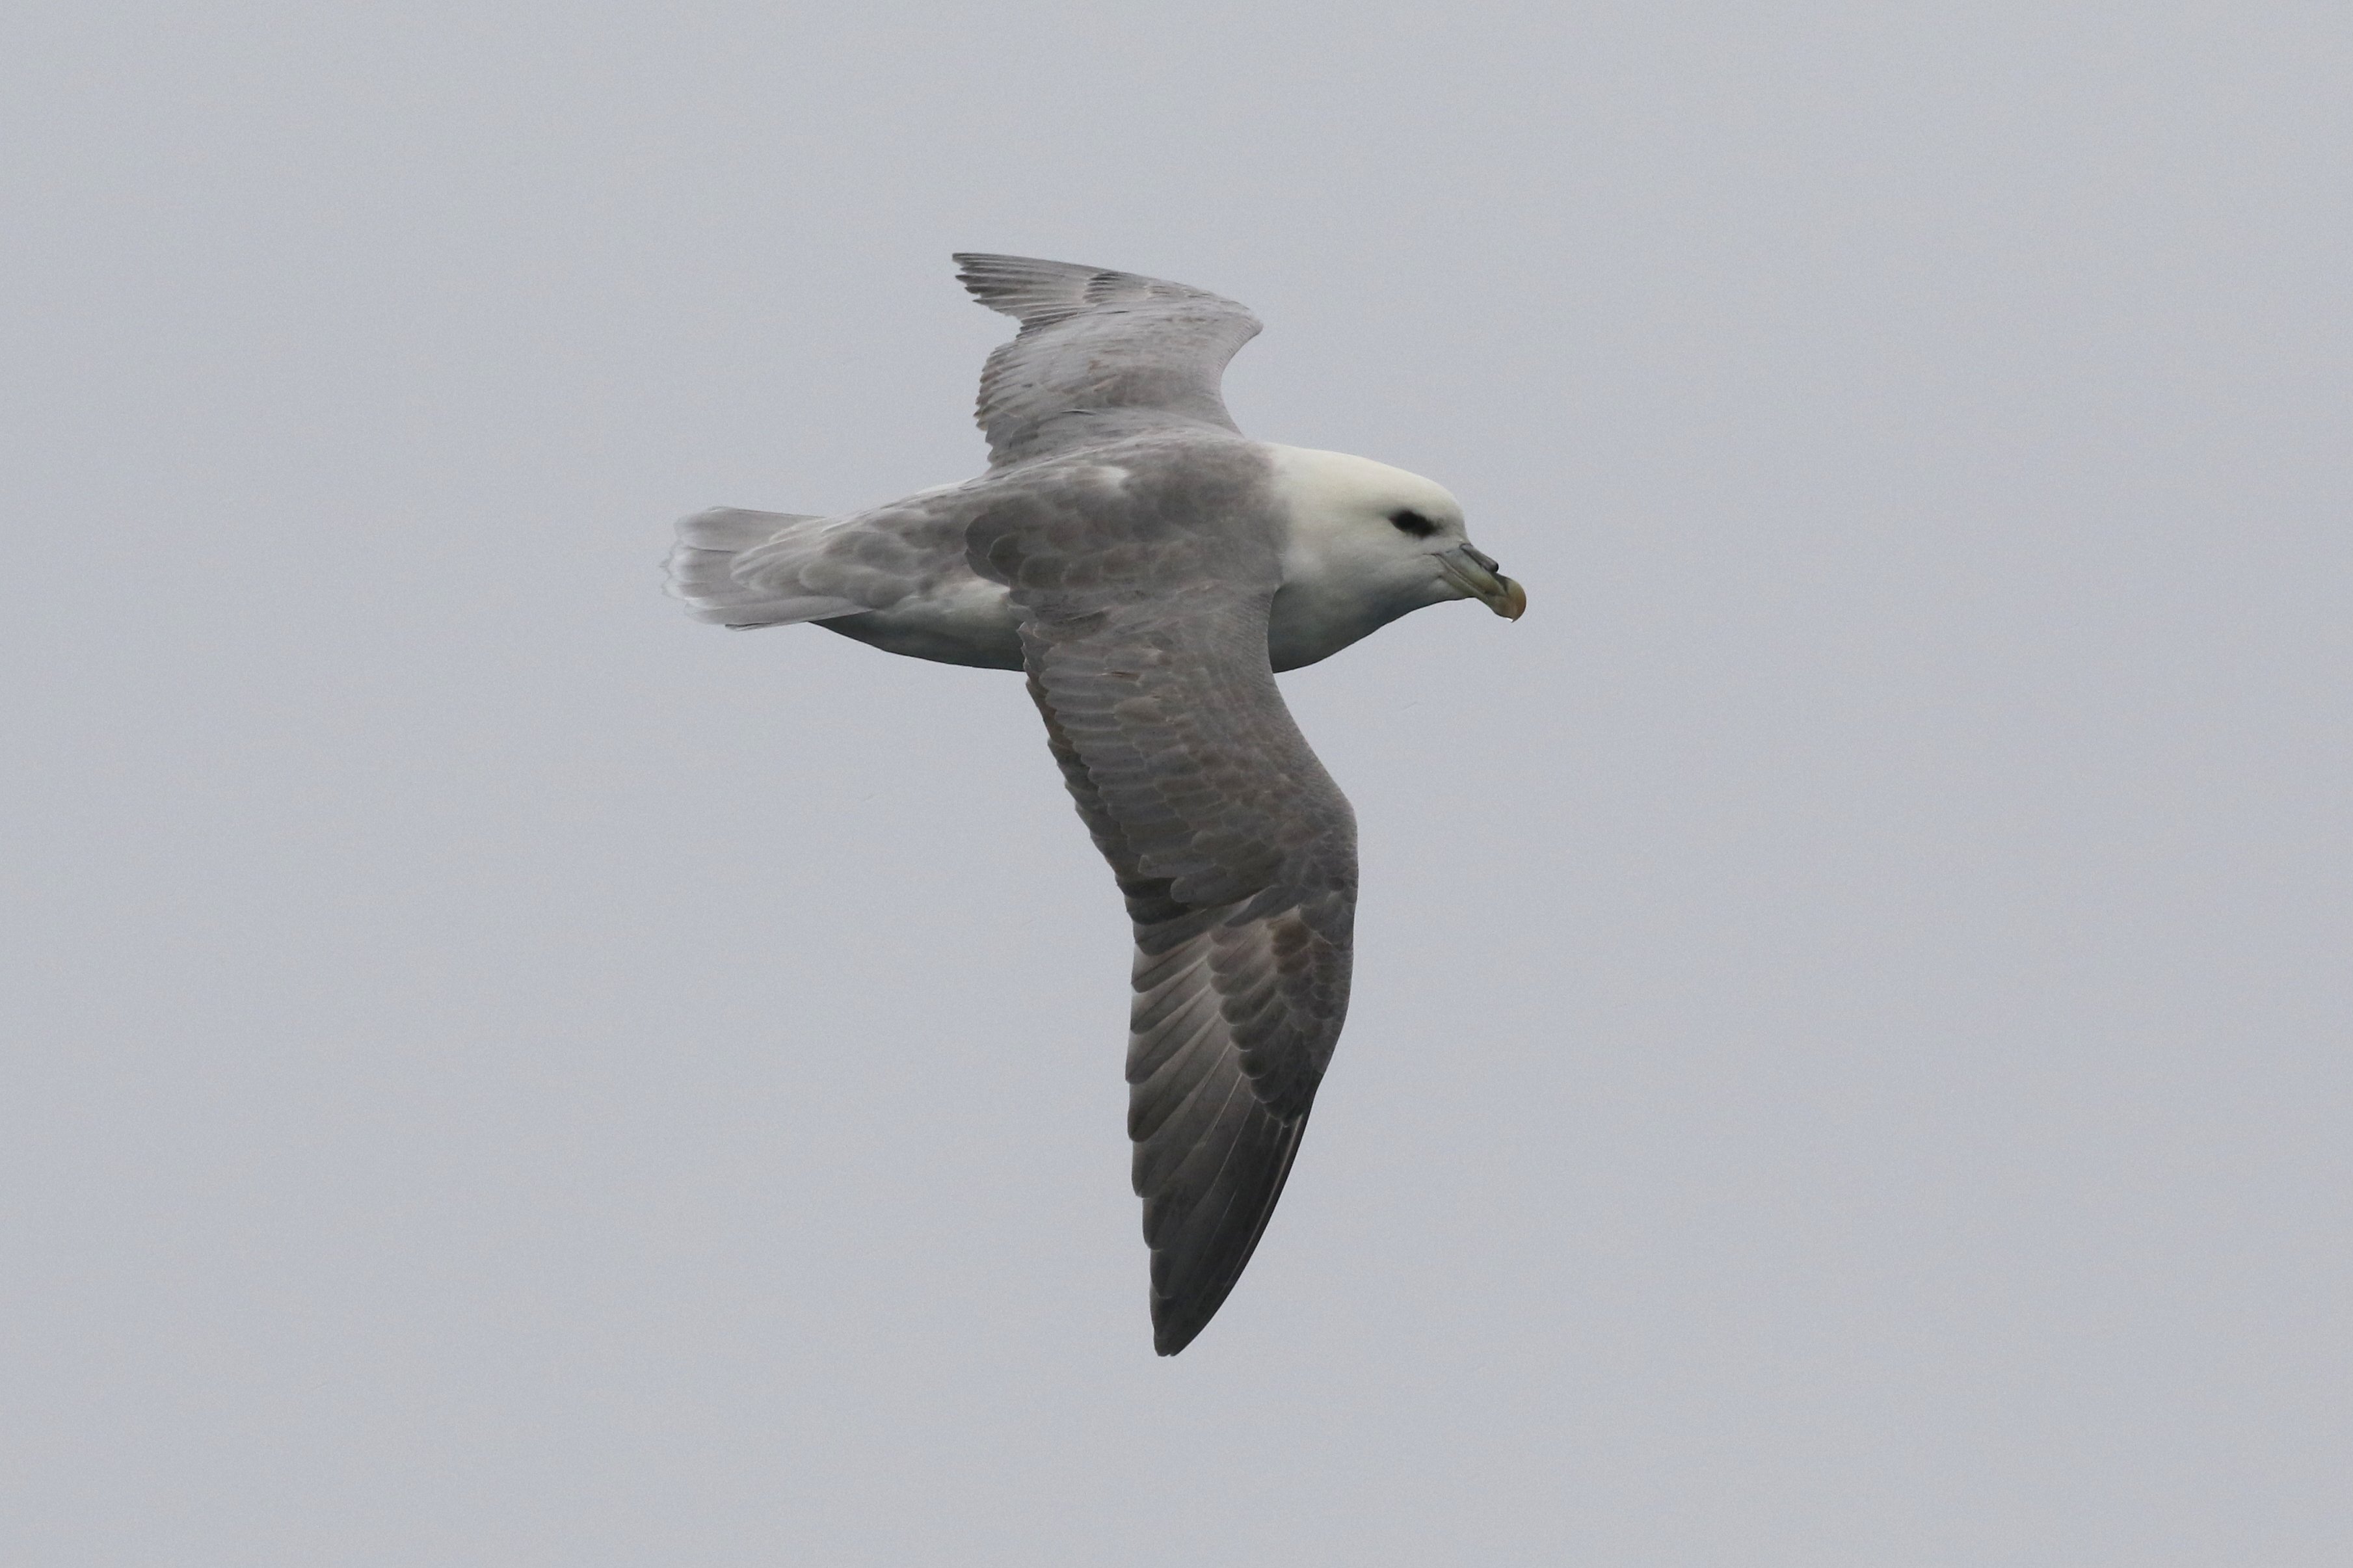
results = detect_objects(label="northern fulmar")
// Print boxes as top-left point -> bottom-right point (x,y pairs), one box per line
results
667,254 -> 1524,1354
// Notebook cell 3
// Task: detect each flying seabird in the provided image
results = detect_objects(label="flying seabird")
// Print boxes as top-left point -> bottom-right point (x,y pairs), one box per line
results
667,254 -> 1524,1354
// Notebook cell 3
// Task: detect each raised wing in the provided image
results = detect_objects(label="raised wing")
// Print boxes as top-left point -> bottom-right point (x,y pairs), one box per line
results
966,445 -> 1356,1353
953,254 -> 1263,468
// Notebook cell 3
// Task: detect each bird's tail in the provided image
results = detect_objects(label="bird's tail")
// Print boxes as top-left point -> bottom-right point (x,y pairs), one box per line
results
665,507 -> 851,628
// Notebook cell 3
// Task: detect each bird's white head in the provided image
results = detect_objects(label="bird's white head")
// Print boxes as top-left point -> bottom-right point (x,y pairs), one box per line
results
1261,445 -> 1526,667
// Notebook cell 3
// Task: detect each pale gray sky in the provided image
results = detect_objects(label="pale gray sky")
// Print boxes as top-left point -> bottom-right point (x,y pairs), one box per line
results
5,3 -> 2348,1563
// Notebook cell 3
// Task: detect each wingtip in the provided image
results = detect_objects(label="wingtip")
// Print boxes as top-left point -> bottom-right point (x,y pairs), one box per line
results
1135,1095 -> 1318,1359
1152,1312 -> 1206,1357
951,251 -> 1079,280
1146,1254 -> 1258,1356
951,252 -> 1099,325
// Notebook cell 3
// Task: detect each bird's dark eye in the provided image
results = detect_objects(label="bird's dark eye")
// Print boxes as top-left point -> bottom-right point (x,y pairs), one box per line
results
1389,509 -> 1439,538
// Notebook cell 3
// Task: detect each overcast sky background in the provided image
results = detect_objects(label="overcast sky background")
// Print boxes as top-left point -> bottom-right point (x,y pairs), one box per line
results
5,3 -> 2348,1563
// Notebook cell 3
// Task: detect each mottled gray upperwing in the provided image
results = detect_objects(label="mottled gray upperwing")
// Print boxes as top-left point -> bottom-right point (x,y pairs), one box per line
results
965,436 -> 1356,1355
953,254 -> 1264,469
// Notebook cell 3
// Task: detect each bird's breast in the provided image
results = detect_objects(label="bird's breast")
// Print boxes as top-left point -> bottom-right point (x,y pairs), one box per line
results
1266,578 -> 1413,672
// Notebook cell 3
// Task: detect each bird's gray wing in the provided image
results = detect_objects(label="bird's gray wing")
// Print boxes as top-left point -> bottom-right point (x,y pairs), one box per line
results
953,254 -> 1264,468
966,449 -> 1356,1354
